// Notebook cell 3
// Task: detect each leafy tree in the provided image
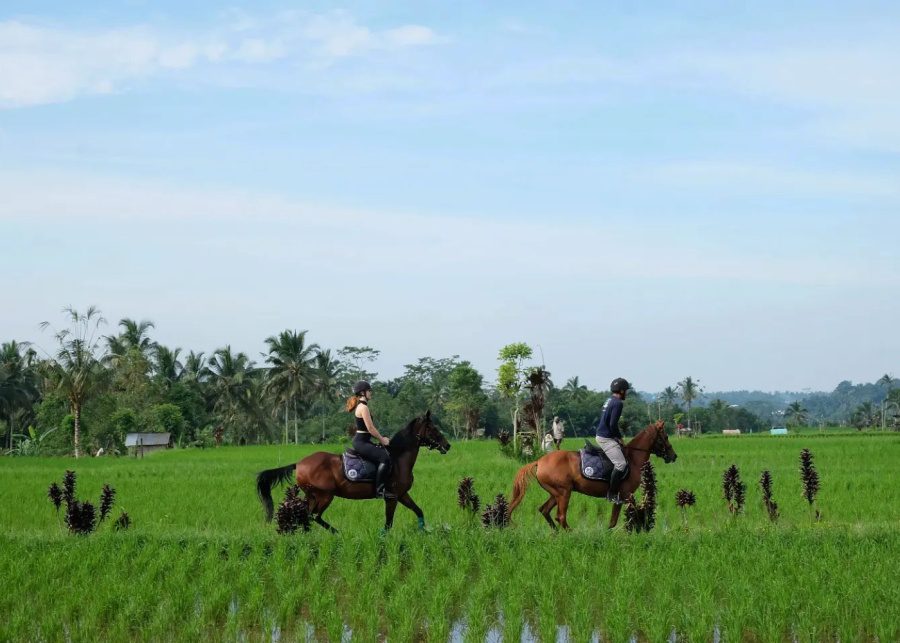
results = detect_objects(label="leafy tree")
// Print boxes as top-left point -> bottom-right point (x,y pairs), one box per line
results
264,330 -> 319,445
447,362 -> 488,439
40,307 -> 109,458
660,386 -> 678,411
497,342 -> 533,441
337,346 -> 380,385
310,349 -> 344,442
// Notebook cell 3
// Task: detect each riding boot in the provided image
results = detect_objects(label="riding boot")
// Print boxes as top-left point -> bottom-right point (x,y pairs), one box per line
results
607,467 -> 625,504
375,462 -> 396,500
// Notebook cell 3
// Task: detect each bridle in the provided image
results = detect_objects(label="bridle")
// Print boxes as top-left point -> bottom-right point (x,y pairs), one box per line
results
416,421 -> 448,453
625,426 -> 667,457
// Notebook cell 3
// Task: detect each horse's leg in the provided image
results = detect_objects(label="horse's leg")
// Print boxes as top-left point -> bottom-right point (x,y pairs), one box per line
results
538,495 -> 558,531
555,489 -> 573,530
608,502 -> 623,529
383,498 -> 399,532
312,494 -> 337,533
398,493 -> 426,530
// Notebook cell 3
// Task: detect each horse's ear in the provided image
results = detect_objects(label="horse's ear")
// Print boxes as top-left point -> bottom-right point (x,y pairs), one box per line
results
425,409 -> 432,421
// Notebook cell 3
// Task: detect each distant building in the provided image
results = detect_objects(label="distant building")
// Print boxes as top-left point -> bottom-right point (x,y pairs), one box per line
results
125,432 -> 172,457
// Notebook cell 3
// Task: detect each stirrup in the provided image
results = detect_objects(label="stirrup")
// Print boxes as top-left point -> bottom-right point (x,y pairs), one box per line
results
607,491 -> 623,505
377,488 -> 397,500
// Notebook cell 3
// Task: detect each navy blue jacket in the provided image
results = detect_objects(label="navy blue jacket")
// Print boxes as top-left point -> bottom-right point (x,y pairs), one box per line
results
595,396 -> 624,440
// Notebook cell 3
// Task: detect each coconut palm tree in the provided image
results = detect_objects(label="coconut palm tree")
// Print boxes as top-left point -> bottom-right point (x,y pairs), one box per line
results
563,376 -> 589,402
263,330 -> 319,445
105,318 -> 156,365
677,376 -> 702,433
784,401 -> 809,427
0,341 -> 40,450
40,306 -> 109,458
153,345 -> 183,390
310,349 -> 344,442
660,386 -> 678,410
207,346 -> 255,440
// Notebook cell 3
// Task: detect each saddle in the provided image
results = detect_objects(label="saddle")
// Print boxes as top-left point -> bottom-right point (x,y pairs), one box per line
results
342,449 -> 377,483
579,440 -> 629,481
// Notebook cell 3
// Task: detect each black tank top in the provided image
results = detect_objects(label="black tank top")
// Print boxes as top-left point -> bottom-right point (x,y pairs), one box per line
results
354,400 -> 369,432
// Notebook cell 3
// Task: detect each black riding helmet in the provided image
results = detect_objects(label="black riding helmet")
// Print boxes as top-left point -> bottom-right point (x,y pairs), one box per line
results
610,377 -> 630,394
352,380 -> 372,395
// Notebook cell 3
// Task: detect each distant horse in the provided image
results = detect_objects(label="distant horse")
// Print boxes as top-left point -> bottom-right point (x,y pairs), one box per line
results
509,420 -> 677,530
256,411 -> 450,532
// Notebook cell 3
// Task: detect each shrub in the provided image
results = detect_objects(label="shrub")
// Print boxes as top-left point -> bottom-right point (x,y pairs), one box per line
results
481,494 -> 510,528
722,464 -> 746,515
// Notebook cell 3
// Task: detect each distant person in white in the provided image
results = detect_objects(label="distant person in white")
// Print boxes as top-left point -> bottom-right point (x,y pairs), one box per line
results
551,416 -> 565,449
542,433 -> 554,452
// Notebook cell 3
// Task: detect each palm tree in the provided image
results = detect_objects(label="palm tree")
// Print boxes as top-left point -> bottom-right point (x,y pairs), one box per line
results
183,351 -> 209,383
660,386 -> 678,410
40,306 -> 109,458
263,330 -> 319,445
207,346 -> 255,441
310,349 -> 344,442
153,345 -> 183,389
0,341 -> 40,450
852,402 -> 877,430
563,376 -> 589,402
105,318 -> 156,365
677,376 -> 702,433
784,401 -> 809,427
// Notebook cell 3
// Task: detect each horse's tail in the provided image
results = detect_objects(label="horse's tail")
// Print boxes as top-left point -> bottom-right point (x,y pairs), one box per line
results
509,461 -> 539,514
256,463 -> 296,522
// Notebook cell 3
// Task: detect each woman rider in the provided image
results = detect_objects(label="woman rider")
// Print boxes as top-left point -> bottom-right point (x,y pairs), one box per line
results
347,380 -> 395,499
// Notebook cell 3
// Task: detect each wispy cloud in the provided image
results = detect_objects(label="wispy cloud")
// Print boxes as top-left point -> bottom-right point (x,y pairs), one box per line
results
1,169 -> 895,289
0,12 -> 441,108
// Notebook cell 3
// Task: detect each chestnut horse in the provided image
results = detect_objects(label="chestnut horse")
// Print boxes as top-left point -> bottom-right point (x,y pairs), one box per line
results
256,411 -> 450,532
509,420 -> 677,530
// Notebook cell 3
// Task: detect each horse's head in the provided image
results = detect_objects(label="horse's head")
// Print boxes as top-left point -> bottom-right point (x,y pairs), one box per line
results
650,420 -> 677,463
415,410 -> 451,454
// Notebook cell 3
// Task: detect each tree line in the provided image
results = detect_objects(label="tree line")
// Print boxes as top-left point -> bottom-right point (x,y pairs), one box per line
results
2,307 -> 894,456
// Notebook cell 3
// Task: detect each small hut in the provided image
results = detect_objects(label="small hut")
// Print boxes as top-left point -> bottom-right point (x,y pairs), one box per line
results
125,432 -> 172,457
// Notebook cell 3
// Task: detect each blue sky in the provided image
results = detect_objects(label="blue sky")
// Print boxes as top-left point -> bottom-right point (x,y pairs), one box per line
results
2,2 -> 898,392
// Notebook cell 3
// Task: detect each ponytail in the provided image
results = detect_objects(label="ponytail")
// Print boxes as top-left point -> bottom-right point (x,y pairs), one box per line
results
345,395 -> 360,413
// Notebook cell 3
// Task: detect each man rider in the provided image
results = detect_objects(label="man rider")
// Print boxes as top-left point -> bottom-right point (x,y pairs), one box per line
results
596,377 -> 630,504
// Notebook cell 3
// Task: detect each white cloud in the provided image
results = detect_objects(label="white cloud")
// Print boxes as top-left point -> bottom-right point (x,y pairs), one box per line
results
0,13 -> 442,108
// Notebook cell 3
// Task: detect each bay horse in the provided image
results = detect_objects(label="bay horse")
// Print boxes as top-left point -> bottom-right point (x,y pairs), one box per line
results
509,420 -> 677,530
256,411 -> 450,532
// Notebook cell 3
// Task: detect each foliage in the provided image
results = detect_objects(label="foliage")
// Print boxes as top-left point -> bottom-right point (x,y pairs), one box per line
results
481,493 -> 511,528
722,464 -> 746,515
800,448 -> 821,520
48,470 -> 119,535
625,461 -> 658,533
275,485 -> 311,534
760,470 -> 779,522
457,477 -> 481,516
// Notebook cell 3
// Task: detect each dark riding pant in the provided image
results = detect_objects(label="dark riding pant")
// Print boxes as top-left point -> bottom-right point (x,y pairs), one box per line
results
351,433 -> 391,465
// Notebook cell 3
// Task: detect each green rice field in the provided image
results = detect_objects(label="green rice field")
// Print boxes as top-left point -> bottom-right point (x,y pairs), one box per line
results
1,433 -> 898,642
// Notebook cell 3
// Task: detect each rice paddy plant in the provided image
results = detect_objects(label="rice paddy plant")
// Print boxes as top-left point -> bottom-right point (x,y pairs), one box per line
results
760,469 -> 779,522
1,435 -> 898,640
722,463 -> 746,515
800,447 -> 822,520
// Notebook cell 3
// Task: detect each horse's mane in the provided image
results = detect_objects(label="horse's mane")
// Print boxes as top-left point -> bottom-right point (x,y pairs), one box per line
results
387,416 -> 420,454
625,421 -> 663,448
